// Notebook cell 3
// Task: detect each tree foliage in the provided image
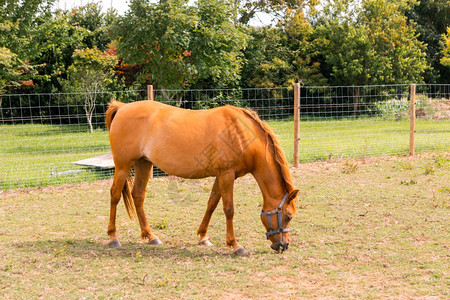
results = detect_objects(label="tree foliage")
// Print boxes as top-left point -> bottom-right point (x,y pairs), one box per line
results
406,0 -> 450,83
441,27 -> 450,68
0,1 -> 117,93
113,0 -> 247,94
313,0 -> 428,86
243,20 -> 325,88
0,0 -> 53,92
190,0 -> 248,88
299,0 -> 430,115
237,0 -> 320,25
0,47 -> 21,93
0,0 -> 443,97
0,0 -> 54,59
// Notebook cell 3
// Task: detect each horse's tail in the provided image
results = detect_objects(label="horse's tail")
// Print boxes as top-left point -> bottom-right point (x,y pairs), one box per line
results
105,100 -> 136,219
122,174 -> 137,220
105,100 -> 126,131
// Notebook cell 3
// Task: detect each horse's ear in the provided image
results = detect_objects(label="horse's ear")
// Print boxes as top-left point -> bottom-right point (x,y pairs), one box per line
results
288,189 -> 299,203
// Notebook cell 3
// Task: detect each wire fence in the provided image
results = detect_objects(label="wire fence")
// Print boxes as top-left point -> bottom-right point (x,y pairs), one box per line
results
0,84 -> 448,190
298,84 -> 449,161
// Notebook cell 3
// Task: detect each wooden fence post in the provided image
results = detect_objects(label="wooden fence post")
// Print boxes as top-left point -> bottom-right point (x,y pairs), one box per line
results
147,85 -> 154,101
147,84 -> 154,179
409,84 -> 416,156
293,83 -> 300,168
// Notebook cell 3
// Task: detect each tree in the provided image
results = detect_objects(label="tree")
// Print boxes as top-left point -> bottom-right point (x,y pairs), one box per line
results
189,0 -> 248,89
0,1 -> 118,93
68,3 -> 118,51
241,8 -> 326,88
0,0 -> 56,92
0,0 -> 54,59
361,0 -> 428,84
66,47 -> 118,132
28,10 -> 91,92
310,0 -> 428,115
29,4 -> 118,93
237,0 -> 320,25
406,0 -> 450,83
0,47 -> 21,93
314,0 -> 428,86
113,0 -> 247,96
113,0 -> 196,94
242,27 -> 293,87
441,27 -> 450,68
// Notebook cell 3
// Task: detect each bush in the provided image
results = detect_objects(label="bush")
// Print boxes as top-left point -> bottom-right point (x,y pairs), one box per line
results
372,98 -> 410,119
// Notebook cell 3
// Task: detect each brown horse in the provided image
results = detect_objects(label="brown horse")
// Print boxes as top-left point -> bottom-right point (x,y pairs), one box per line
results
105,99 -> 299,255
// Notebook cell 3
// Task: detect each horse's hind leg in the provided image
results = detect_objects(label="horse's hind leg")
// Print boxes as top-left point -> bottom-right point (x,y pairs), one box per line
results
107,168 -> 130,247
197,177 -> 221,246
132,158 -> 162,245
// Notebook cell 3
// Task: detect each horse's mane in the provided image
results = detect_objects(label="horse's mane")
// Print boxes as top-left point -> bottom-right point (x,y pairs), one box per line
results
241,108 -> 296,195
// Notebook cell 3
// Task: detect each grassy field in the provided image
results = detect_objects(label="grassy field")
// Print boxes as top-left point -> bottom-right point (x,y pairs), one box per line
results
0,153 -> 448,298
0,124 -> 111,189
271,117 -> 450,162
0,116 -> 449,190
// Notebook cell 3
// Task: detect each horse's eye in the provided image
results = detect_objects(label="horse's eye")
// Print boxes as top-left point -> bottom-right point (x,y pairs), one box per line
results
285,215 -> 292,222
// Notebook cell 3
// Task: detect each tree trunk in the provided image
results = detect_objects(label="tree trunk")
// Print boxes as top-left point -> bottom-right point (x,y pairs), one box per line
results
160,86 -> 180,104
84,92 -> 96,133
86,112 -> 94,133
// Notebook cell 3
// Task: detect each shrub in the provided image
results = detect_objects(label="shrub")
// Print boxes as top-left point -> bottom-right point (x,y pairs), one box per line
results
372,98 -> 410,119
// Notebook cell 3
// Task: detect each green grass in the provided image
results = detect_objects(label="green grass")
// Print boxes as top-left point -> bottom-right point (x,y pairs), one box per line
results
0,124 -> 111,190
269,117 -> 450,162
0,154 -> 448,298
1,117 -> 449,190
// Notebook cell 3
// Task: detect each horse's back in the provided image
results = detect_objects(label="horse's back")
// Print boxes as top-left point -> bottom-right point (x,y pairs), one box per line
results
109,101 -> 261,178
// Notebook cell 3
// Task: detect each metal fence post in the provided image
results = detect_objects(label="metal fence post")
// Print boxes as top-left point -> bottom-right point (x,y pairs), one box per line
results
293,83 -> 300,167
409,84 -> 416,156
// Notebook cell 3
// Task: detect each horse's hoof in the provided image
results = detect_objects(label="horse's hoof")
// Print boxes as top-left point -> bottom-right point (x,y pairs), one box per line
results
108,240 -> 122,247
234,248 -> 249,256
149,238 -> 163,245
198,239 -> 213,246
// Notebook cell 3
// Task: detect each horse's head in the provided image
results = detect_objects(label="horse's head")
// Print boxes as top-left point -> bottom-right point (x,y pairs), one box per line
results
260,189 -> 299,252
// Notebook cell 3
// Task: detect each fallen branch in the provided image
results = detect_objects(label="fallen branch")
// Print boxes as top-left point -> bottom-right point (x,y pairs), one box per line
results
358,210 -> 369,217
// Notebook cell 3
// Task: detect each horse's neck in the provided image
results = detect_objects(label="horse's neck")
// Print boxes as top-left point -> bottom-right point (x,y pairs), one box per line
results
251,157 -> 286,211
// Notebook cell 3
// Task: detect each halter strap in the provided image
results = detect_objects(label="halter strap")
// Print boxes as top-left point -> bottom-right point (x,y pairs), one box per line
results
261,192 -> 290,239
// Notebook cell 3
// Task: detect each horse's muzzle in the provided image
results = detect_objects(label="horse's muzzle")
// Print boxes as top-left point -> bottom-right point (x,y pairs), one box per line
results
271,242 -> 289,253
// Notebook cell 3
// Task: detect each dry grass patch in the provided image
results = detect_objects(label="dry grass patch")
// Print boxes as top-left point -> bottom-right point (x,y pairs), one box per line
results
0,153 -> 448,298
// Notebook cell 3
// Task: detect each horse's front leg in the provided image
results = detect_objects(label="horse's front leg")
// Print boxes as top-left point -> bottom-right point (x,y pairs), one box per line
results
217,171 -> 249,255
197,177 -> 221,246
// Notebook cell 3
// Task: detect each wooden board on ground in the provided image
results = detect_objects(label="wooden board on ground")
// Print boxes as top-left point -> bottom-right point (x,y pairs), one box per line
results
72,153 -> 115,169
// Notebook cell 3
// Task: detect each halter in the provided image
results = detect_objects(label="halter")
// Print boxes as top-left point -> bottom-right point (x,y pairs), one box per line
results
261,192 -> 290,239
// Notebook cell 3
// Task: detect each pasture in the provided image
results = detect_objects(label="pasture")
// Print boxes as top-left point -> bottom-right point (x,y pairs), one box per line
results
0,153 -> 448,298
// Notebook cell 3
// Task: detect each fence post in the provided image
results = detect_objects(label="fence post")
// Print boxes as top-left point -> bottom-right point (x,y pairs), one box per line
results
409,84 -> 416,156
147,85 -> 154,101
147,84 -> 154,179
293,83 -> 300,167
